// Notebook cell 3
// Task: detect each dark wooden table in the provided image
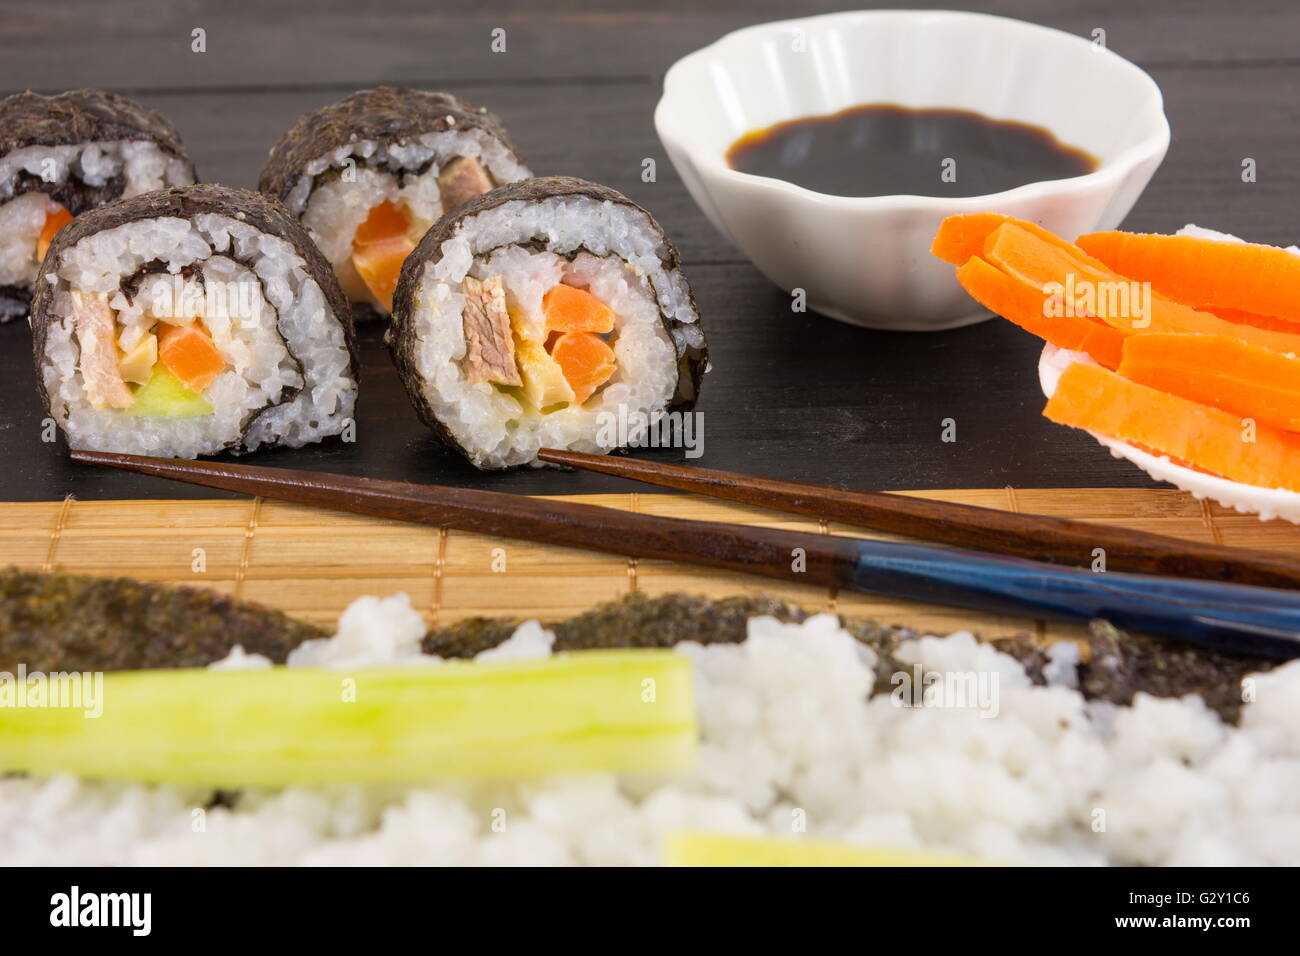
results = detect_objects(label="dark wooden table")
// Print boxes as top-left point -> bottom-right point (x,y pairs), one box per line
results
1,0 -> 1294,501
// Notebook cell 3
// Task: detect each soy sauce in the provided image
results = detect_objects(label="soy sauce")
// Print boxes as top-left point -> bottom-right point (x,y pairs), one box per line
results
726,104 -> 1097,198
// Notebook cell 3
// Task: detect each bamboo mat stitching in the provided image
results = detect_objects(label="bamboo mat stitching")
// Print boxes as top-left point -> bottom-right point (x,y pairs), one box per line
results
41,495 -> 74,572
431,526 -> 448,626
234,496 -> 263,599
626,492 -> 639,592
1004,485 -> 1046,642
1200,498 -> 1224,545
819,518 -> 837,613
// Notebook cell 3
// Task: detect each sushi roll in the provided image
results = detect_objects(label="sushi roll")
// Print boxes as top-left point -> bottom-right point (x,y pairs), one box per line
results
389,176 -> 707,469
258,86 -> 531,318
0,89 -> 195,321
32,185 -> 359,458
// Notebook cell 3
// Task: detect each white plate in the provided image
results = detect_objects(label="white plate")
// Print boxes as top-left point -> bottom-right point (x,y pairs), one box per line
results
1038,343 -> 1300,523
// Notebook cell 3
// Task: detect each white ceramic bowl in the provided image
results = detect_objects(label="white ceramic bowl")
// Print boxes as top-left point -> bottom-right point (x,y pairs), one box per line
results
655,10 -> 1171,331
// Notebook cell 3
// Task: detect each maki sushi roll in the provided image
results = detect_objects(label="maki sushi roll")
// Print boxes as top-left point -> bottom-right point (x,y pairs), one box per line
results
259,86 -> 531,317
0,89 -> 195,321
389,176 -> 707,469
32,185 -> 359,458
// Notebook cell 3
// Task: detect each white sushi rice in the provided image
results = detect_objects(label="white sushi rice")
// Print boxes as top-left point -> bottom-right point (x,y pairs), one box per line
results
284,129 -> 529,216
1,593 -> 1297,866
291,129 -> 531,309
409,195 -> 700,468
40,213 -> 356,457
0,141 -> 192,289
0,192 -> 59,287
301,165 -> 440,304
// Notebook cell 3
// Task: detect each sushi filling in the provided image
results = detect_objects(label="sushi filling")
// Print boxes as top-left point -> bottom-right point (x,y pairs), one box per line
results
462,272 -> 619,412
69,268 -> 265,417
41,213 -> 355,457
0,141 -> 192,294
0,193 -> 69,289
408,193 -> 697,469
293,130 -> 528,313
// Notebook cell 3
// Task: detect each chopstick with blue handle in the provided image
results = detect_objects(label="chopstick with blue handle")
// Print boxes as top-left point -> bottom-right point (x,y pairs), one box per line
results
71,450 -> 1300,659
535,448 -> 1300,591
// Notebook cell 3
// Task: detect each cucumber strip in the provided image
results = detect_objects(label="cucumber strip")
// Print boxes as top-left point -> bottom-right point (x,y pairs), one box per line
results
126,366 -> 213,418
664,833 -> 987,867
0,650 -> 696,786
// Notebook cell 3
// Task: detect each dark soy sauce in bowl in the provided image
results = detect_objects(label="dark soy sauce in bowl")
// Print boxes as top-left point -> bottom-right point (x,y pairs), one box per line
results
726,104 -> 1098,198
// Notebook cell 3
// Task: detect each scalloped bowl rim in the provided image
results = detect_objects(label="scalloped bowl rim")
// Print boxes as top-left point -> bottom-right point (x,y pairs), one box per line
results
656,9 -> 1171,211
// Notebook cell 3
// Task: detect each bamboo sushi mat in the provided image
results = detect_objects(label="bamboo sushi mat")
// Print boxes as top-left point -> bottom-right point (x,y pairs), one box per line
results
4,488 -> 1299,642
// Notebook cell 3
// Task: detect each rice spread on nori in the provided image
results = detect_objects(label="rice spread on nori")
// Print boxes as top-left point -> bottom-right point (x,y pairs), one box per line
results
4,572 -> 1296,865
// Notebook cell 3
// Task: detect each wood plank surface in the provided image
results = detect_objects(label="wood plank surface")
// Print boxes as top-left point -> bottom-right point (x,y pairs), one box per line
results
1,1 -> 1296,501
1,1 -> 1297,89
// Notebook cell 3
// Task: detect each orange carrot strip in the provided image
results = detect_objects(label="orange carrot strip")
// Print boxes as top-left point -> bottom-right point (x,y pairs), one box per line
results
955,256 -> 1124,368
1118,332 -> 1300,433
542,283 -> 615,333
157,322 -> 225,393
985,224 -> 1300,355
1077,230 -> 1300,325
37,204 -> 73,261
931,213 -> 1110,269
351,200 -> 416,312
1202,305 -> 1300,334
550,331 -> 616,405
1044,361 -> 1300,492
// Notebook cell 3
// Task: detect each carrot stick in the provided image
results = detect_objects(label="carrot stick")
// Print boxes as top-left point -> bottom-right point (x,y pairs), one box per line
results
550,330 -> 616,404
1044,361 -> 1300,492
157,322 -> 225,393
1199,305 -> 1300,335
985,224 -> 1300,355
543,284 -> 615,333
955,256 -> 1124,368
352,200 -> 416,312
1117,333 -> 1300,433
37,204 -> 73,261
1077,230 -> 1300,326
932,213 -> 1110,269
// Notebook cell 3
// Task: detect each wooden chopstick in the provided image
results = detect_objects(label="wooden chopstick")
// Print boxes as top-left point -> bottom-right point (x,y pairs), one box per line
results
536,448 -> 1300,591
68,450 -> 862,589
69,450 -> 1300,658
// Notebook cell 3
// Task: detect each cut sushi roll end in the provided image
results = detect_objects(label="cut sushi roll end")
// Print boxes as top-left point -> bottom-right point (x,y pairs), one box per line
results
389,176 -> 707,469
0,89 -> 196,321
259,87 -> 532,318
32,185 -> 359,458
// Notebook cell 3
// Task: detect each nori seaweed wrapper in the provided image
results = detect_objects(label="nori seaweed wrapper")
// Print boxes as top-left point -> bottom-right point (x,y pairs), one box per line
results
387,176 -> 708,467
0,568 -> 324,673
30,184 -> 360,452
258,86 -> 525,207
0,89 -> 194,214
